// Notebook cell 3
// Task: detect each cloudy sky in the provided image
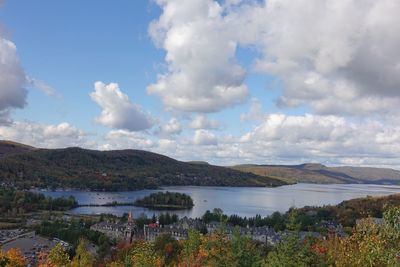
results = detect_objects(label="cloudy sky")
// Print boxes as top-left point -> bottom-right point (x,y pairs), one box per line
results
0,0 -> 400,167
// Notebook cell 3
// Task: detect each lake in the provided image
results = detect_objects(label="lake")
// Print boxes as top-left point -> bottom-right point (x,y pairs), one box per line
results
38,183 -> 400,218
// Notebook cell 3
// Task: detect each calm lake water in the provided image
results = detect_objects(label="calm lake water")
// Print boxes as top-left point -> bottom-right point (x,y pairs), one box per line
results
38,183 -> 400,218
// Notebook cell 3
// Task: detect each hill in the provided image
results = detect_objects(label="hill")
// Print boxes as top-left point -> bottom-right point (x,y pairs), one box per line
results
0,141 -> 285,191
0,140 -> 36,158
232,163 -> 400,184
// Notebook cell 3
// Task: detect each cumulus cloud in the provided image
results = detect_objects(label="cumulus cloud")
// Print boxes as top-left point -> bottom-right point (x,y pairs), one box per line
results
0,121 -> 89,148
237,113 -> 400,166
90,81 -> 154,131
158,118 -> 182,135
229,0 -> 400,115
188,115 -> 220,130
149,0 -> 400,116
240,98 -> 264,122
94,112 -> 400,168
0,37 -> 27,124
193,129 -> 218,145
147,0 -> 248,113
101,130 -> 155,150
0,33 -> 60,125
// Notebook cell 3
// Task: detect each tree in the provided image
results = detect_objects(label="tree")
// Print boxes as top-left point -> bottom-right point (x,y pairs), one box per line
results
320,206 -> 400,266
71,239 -> 95,267
129,241 -> 162,267
286,208 -> 301,231
264,235 -> 319,267
231,228 -> 263,267
154,234 -> 181,266
40,244 -> 70,267
179,230 -> 204,266
0,249 -> 26,267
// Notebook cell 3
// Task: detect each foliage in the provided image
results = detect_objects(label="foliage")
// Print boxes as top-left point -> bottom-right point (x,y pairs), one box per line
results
70,239 -> 95,267
39,244 -> 70,267
0,248 -> 26,267
36,220 -> 111,253
127,241 -> 162,267
264,236 -> 320,267
200,194 -> 400,235
153,234 -> 182,266
285,208 -> 301,231
0,143 -> 285,191
0,186 -> 78,215
134,191 -> 194,210
321,207 -> 400,267
232,163 -> 400,184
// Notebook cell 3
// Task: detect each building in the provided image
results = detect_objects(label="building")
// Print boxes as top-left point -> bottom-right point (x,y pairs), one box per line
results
90,212 -> 137,242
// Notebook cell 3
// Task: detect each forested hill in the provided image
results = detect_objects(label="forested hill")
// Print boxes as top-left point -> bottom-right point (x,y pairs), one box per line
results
0,140 -> 36,157
0,141 -> 285,191
232,163 -> 400,184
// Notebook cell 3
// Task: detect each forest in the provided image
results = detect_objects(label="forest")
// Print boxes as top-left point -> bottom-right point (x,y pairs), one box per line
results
134,191 -> 194,210
0,187 -> 78,215
0,143 -> 284,191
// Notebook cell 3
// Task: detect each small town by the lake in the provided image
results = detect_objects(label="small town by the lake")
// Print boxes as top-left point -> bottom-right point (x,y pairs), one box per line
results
1,0 -> 400,266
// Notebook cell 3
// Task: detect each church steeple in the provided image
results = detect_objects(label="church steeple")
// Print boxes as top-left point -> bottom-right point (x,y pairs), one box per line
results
128,211 -> 134,223
125,211 -> 137,243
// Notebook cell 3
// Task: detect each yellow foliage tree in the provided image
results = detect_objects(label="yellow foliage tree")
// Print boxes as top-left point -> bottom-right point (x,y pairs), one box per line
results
39,243 -> 71,267
129,241 -> 162,267
70,239 -> 95,267
0,248 -> 27,267
325,207 -> 400,267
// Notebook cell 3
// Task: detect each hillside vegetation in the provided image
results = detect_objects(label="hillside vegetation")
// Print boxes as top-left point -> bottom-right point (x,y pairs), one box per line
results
134,191 -> 194,210
0,141 -> 285,191
232,163 -> 400,184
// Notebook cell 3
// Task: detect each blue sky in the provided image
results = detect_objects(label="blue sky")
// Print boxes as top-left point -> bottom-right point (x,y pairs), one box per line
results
0,0 -> 286,136
0,0 -> 399,167
1,1 -> 162,130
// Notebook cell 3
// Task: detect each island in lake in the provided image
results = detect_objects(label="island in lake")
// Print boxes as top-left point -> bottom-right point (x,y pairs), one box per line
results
134,191 -> 194,210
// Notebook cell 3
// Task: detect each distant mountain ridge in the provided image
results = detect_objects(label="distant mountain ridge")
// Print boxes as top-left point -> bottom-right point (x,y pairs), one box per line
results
0,141 -> 285,191
0,140 -> 36,158
232,163 -> 400,184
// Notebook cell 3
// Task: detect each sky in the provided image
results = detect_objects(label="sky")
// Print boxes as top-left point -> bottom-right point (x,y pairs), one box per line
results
0,0 -> 400,168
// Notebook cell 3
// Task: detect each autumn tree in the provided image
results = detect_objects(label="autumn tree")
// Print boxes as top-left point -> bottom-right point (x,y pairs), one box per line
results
153,234 -> 182,266
325,206 -> 400,266
128,241 -> 162,267
0,248 -> 26,267
71,239 -> 95,267
264,235 -> 320,267
39,243 -> 70,267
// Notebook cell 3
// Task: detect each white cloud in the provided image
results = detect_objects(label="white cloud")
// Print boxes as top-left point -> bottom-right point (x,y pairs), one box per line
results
193,129 -> 218,145
0,37 -> 27,124
237,113 -> 400,166
90,112 -> 400,168
147,0 -> 248,113
0,33 -> 60,125
149,0 -> 400,116
240,98 -> 264,122
90,81 -> 153,131
27,78 -> 60,98
100,130 -> 155,150
229,0 -> 400,115
158,117 -> 182,135
0,121 -> 89,148
188,115 -> 220,130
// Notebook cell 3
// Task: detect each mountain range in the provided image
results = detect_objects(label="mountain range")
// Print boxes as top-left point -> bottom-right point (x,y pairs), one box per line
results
1,140 -> 399,191
232,163 -> 400,184
0,140 -> 284,191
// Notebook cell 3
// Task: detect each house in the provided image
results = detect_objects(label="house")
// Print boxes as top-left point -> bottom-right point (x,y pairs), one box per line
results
90,212 -> 137,242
